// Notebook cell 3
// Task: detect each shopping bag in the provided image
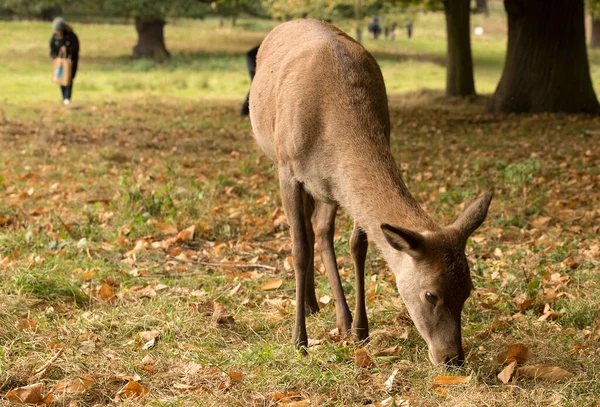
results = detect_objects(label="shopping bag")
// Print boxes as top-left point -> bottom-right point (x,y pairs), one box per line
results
51,47 -> 72,86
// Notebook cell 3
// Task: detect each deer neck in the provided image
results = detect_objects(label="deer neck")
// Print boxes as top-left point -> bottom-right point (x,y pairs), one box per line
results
338,141 -> 440,241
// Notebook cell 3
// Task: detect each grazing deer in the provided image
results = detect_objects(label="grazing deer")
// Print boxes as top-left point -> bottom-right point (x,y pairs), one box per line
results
249,19 -> 492,365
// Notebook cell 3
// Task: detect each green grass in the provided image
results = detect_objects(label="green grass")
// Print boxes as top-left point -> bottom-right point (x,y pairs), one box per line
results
1,8 -> 600,407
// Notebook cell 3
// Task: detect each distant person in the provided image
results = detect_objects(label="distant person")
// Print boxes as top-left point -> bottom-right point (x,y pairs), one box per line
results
407,22 -> 413,39
367,16 -> 381,40
390,22 -> 398,41
240,45 -> 259,116
50,17 -> 79,105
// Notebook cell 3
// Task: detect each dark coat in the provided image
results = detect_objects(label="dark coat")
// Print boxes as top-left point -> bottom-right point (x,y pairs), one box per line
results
50,30 -> 79,79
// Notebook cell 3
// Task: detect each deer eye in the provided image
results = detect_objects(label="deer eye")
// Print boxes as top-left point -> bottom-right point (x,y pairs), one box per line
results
425,292 -> 438,305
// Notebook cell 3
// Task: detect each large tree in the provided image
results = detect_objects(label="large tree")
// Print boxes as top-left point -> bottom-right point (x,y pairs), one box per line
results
442,0 -> 476,96
488,0 -> 599,113
102,0 -> 212,61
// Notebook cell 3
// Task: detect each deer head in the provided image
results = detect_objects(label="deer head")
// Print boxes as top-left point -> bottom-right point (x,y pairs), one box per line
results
381,193 -> 493,365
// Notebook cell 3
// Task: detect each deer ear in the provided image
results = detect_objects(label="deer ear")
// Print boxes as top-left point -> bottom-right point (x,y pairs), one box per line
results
453,192 -> 493,238
381,224 -> 425,257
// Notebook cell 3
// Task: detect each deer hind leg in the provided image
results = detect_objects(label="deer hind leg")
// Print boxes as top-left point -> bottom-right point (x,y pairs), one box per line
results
302,194 -> 320,315
312,201 -> 353,335
278,169 -> 311,349
350,221 -> 369,342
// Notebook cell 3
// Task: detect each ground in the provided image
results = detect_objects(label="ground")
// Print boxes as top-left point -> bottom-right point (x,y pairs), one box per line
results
1,7 -> 600,407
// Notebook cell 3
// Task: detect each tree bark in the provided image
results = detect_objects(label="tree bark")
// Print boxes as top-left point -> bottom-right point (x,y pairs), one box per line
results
591,18 -> 600,48
443,0 -> 476,97
133,17 -> 170,61
474,0 -> 488,14
488,0 -> 599,113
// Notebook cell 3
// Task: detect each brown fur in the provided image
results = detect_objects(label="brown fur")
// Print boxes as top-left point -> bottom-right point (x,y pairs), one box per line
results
250,19 -> 492,364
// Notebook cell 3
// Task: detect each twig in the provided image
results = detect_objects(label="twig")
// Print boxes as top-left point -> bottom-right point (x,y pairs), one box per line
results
197,261 -> 276,271
32,348 -> 64,377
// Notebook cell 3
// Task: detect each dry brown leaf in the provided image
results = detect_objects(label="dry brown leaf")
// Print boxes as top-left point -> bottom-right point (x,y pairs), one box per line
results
259,278 -> 283,291
17,317 -> 37,331
531,216 -> 552,229
560,257 -> 579,269
354,348 -> 375,369
518,364 -> 573,381
53,376 -> 94,394
228,371 -> 243,384
432,375 -> 471,385
172,383 -> 202,392
374,345 -> 402,357
497,343 -> 533,365
475,316 -> 512,338
379,396 -> 410,406
5,382 -> 53,405
175,225 -> 195,242
497,360 -> 517,384
99,283 -> 115,301
153,221 -> 177,234
138,330 -> 161,342
318,295 -> 331,306
115,381 -> 149,400
229,283 -> 242,296
138,330 -> 160,350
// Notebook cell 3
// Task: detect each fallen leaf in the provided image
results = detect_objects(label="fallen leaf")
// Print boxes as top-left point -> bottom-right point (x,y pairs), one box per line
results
319,295 -> 331,306
229,283 -> 242,296
175,225 -> 195,242
518,364 -> 573,381
497,343 -> 533,365
53,376 -> 94,394
5,382 -> 53,405
354,348 -> 375,369
259,278 -> 283,291
115,381 -> 149,400
432,375 -> 471,385
375,345 -> 402,357
138,330 -> 161,342
379,396 -> 410,406
138,330 -> 160,350
531,216 -> 552,229
228,371 -> 243,384
560,257 -> 579,269
497,360 -> 517,384
153,221 -> 177,234
99,284 -> 115,301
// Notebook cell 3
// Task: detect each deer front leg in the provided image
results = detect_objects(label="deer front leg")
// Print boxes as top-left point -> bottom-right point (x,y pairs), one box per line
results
279,170 -> 310,350
351,222 -> 369,342
303,194 -> 320,315
312,201 -> 353,335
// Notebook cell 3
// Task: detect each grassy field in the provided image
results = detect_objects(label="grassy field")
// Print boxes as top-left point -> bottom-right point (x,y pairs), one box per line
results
1,6 -> 600,407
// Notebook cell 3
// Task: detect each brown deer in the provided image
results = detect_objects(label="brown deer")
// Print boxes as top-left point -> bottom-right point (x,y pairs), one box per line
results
249,19 -> 492,365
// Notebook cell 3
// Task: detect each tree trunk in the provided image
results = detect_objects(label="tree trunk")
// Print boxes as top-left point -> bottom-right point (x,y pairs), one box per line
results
488,0 -> 599,113
133,17 -> 170,61
443,0 -> 476,97
591,18 -> 600,48
474,0 -> 488,14
39,7 -> 62,21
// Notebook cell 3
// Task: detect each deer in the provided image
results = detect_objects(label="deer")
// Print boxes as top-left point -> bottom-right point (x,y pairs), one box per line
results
249,19 -> 492,365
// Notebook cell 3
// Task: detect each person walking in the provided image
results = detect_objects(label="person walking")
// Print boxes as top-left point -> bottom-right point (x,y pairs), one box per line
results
50,17 -> 79,105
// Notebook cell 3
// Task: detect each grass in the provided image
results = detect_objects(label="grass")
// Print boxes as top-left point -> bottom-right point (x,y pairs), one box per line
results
1,6 -> 600,407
